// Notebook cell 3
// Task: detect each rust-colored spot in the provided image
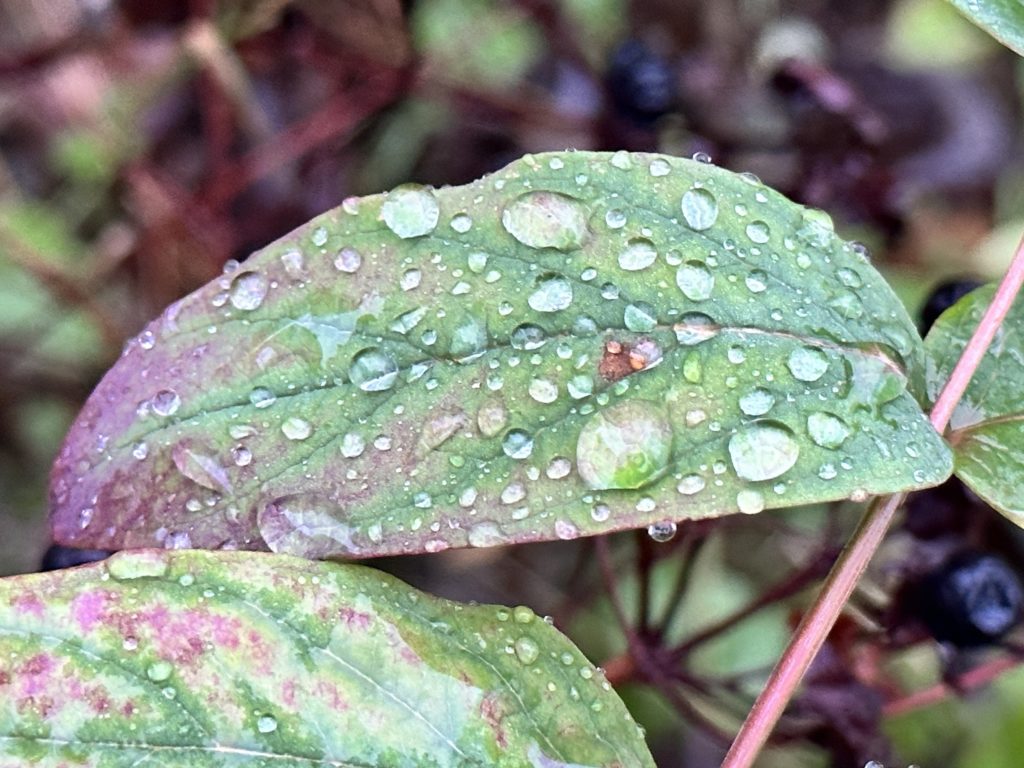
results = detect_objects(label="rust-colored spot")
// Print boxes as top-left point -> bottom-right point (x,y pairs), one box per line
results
599,338 -> 661,382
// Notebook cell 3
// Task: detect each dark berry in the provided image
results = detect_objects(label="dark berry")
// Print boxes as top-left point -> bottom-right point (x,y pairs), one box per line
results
914,551 -> 1023,648
919,278 -> 984,336
607,41 -> 676,123
40,545 -> 111,572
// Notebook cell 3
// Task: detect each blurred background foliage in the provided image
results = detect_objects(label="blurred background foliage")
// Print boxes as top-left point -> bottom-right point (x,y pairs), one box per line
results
2,1 -> 1024,766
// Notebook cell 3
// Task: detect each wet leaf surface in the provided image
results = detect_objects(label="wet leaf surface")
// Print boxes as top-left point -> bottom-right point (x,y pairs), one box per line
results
947,0 -> 1024,57
925,284 -> 1024,523
0,549 -> 652,767
51,151 -> 952,557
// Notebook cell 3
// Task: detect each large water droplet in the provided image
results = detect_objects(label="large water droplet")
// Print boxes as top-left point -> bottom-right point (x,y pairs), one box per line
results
728,423 -> 800,482
806,412 -> 851,449
745,220 -> 771,244
739,388 -> 775,417
681,188 -> 719,231
576,400 -> 672,490
676,262 -> 714,301
529,274 -> 573,312
528,378 -> 559,404
787,346 -> 829,382
258,493 -> 359,558
172,443 -> 233,494
229,271 -> 268,311
647,521 -> 677,542
502,191 -> 589,251
380,184 -> 440,239
349,348 -> 399,392
618,238 -> 657,271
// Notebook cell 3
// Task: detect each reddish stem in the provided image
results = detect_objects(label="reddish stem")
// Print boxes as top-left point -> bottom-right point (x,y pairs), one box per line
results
722,233 -> 1024,768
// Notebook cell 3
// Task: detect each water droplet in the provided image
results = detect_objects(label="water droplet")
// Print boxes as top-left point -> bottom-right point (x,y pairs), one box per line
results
510,323 -> 546,350
618,238 -> 657,271
529,274 -> 573,312
502,429 -> 534,459
341,433 -> 365,457
467,252 -> 488,273
258,493 -> 359,558
567,375 -> 593,399
837,267 -> 862,288
228,271 -> 268,311
257,714 -> 278,734
745,220 -> 771,243
502,191 -> 589,251
281,249 -> 305,279
787,346 -> 829,382
806,412 -> 851,449
529,378 -> 558,404
736,489 -> 765,514
391,306 -> 427,334
450,213 -> 473,233
147,660 -> 173,682
231,445 -> 252,467
649,158 -> 671,177
250,387 -> 276,409
334,247 -> 362,273
311,226 -> 329,247
576,400 -> 672,490
610,150 -> 632,169
624,303 -> 657,332
674,313 -> 719,345
381,184 -> 439,239
151,389 -> 181,417
107,550 -> 169,580
676,262 -> 714,301
349,348 -> 399,391
172,443 -> 233,493
477,400 -> 508,437
677,474 -> 705,495
132,441 -> 149,460
546,457 -> 572,479
400,269 -> 422,291
739,388 -> 775,416
280,417 -> 312,441
745,270 -> 768,293
681,188 -> 719,231
513,605 -> 535,623
647,521 -> 677,542
501,482 -> 526,505
729,423 -> 800,482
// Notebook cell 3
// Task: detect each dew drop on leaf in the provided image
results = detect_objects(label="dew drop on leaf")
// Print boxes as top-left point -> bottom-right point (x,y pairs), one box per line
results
681,187 -> 719,231
806,412 -> 851,449
618,238 -> 657,271
349,348 -> 399,392
745,220 -> 771,244
281,417 -> 313,441
228,271 -> 268,311
576,400 -> 672,490
676,261 -> 715,301
380,184 -> 440,239
502,429 -> 534,459
258,493 -> 359,558
334,247 -> 362,273
502,191 -> 589,251
528,274 -> 574,312
739,388 -> 775,417
728,423 -> 800,482
151,389 -> 181,417
787,346 -> 829,382
249,387 -> 277,409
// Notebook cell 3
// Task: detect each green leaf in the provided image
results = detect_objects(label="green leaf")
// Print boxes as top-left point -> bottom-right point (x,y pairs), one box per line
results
0,549 -> 653,767
945,0 -> 1024,56
50,151 -> 953,558
924,284 -> 1024,522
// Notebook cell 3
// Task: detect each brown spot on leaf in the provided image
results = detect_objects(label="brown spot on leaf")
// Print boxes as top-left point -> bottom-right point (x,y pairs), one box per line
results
599,338 -> 662,382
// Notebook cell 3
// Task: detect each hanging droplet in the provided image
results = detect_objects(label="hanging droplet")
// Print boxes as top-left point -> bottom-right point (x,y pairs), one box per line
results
647,520 -> 677,542
676,262 -> 714,301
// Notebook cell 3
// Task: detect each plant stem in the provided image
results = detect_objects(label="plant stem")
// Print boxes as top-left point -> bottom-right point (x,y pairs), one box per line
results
722,233 -> 1024,768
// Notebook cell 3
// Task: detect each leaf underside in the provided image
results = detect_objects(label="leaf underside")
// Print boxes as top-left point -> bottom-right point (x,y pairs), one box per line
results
925,284 -> 1024,522
50,151 -> 952,558
0,549 -> 653,767
947,0 -> 1024,57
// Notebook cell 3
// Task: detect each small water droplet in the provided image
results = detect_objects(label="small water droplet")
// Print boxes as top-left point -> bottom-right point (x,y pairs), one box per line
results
529,378 -> 559,404
528,274 -> 573,312
151,389 -> 181,417
806,412 -> 851,449
334,247 -> 362,273
605,209 -> 627,229
341,433 -> 365,458
649,158 -> 671,177
231,445 -> 252,467
677,474 -> 705,495
478,400 -> 508,437
729,423 -> 800,482
281,417 -> 313,441
311,226 -> 329,247
745,220 -> 771,243
647,520 -> 677,542
450,213 -> 473,233
739,388 -> 775,416
567,375 -> 594,399
618,238 -> 657,271
681,188 -> 719,231
502,191 -> 589,251
787,346 -> 829,382
381,184 -> 440,239
400,269 -> 422,291
502,429 -> 534,459
576,400 -> 672,490
228,271 -> 268,311
745,270 -> 768,293
349,348 -> 399,391
546,457 -> 572,479
257,714 -> 278,734
249,387 -> 277,409
467,252 -> 488,273
258,493 -> 359,558
676,262 -> 714,301
132,441 -> 149,460
172,443 -> 233,493
510,323 -> 546,350
624,302 -> 658,332
147,660 -> 173,682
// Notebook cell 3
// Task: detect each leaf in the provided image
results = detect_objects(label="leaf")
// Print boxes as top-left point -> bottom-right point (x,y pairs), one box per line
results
946,0 -> 1024,56
50,151 -> 953,558
924,284 -> 1024,522
0,549 -> 653,767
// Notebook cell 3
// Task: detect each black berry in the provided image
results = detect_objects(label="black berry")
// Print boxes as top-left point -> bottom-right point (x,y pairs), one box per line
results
914,551 -> 1023,648
40,545 -> 111,572
919,278 -> 984,336
607,40 -> 676,123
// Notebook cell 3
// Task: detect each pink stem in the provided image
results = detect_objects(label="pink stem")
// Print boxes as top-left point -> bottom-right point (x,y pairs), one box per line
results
722,233 -> 1024,768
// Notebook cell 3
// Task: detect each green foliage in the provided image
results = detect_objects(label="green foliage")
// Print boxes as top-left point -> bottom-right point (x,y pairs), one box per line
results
50,151 -> 953,559
946,0 -> 1024,56
925,284 -> 1024,522
0,549 -> 653,767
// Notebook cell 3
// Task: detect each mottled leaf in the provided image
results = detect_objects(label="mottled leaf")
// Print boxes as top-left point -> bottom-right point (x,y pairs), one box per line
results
51,151 -> 952,558
924,284 -> 1024,522
0,549 -> 652,767
946,0 -> 1024,56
